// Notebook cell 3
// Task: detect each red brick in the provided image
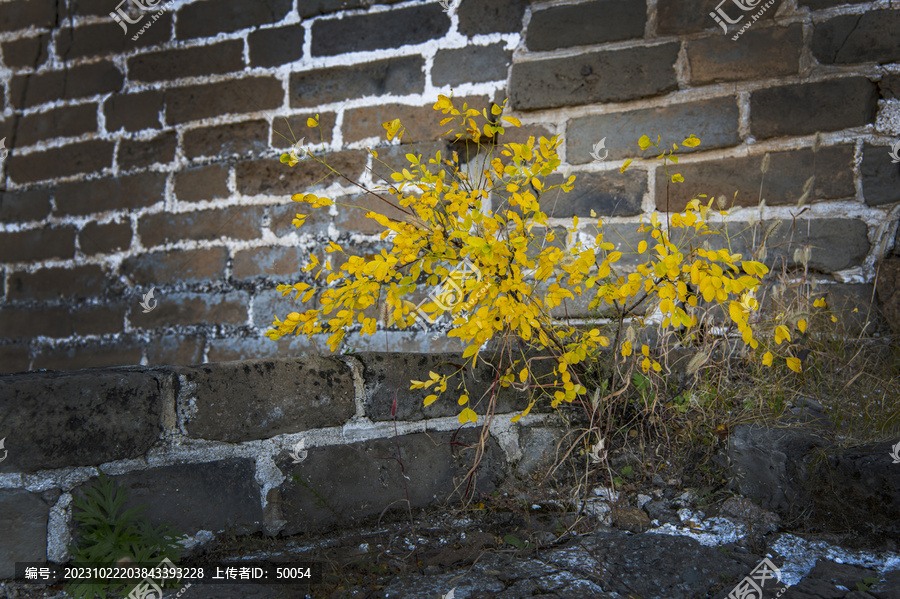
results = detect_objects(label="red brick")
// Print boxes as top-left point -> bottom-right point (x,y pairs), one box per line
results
8,140 -> 114,184
145,334 -> 205,366
78,221 -> 133,255
104,91 -> 164,133
236,151 -> 366,196
0,188 -> 51,223
137,206 -> 266,247
174,165 -> 231,203
120,248 -> 228,285
176,0 -> 291,40
0,342 -> 30,373
32,339 -> 144,371
56,17 -> 172,59
56,172 -> 166,216
686,25 -> 802,85
118,132 -> 177,170
7,265 -> 109,301
129,291 -> 249,329
0,226 -> 77,263
17,104 -> 98,146
182,120 -> 270,159
9,62 -> 124,109
128,41 -> 245,82
164,77 -> 283,126
272,112 -> 336,149
1,33 -> 50,69
655,146 -> 855,212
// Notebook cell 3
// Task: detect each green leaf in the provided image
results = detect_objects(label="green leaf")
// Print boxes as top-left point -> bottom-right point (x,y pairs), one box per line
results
503,534 -> 525,549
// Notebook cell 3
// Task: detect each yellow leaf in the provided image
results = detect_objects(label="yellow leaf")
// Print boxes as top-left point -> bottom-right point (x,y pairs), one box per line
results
458,394 -> 469,406
786,356 -> 802,373
682,135 -> 701,148
671,174 -> 684,183
762,352 -> 773,366
462,344 -> 479,359
638,240 -> 647,254
798,319 -> 807,333
638,135 -> 652,150
424,394 -> 438,406
459,408 -> 477,424
620,159 -> 632,173
502,116 -> 521,127
519,368 -> 528,383
383,118 -> 404,141
307,116 -> 318,127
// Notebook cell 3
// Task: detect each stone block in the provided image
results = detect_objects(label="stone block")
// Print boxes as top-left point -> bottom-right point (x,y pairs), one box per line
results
174,164 -> 231,203
175,0 -> 291,39
526,0 -> 645,51
120,248 -> 228,286
183,120 -> 270,160
686,25 -> 801,85
0,188 -> 51,223
7,140 -> 114,184
128,41 -> 245,82
56,172 -> 166,216
78,221 -> 133,256
542,170 -> 646,218
56,17 -> 171,59
104,90 -> 164,132
129,291 -> 249,329
31,339 -> 145,371
8,61 -> 123,109
432,44 -> 511,87
137,205 -> 266,247
311,4 -> 449,56
17,103 -> 97,146
0,490 -> 50,579
289,56 -> 425,109
861,143 -> 900,207
812,9 -> 900,65
0,226 -> 77,262
164,77 -> 283,126
457,0 -> 529,35
118,131 -> 177,170
249,24 -> 304,68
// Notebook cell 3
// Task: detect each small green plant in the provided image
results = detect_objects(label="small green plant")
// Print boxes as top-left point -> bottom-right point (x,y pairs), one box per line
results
856,577 -> 881,592
66,472 -> 186,599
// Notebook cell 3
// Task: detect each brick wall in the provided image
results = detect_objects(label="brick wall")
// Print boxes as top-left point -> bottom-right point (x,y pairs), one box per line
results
0,0 -> 898,373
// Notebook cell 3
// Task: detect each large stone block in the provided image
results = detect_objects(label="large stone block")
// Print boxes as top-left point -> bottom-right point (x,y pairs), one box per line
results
0,370 -> 166,472
0,490 -> 50,579
176,357 -> 356,442
812,9 -> 900,65
526,0 -> 645,51
861,143 -> 900,207
542,170 -> 646,218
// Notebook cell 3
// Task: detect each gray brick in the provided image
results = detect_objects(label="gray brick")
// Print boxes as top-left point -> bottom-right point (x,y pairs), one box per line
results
9,62 -> 124,109
7,140 -> 114,184
31,339 -> 144,371
104,91 -> 164,132
1,33 -> 50,69
861,143 -> 900,207
56,17 -> 172,60
118,131 -> 177,170
0,343 -> 31,374
509,43 -> 679,111
567,97 -> 740,164
879,74 -> 900,100
175,357 -> 356,443
686,25 -> 802,85
0,188 -> 51,223
138,206 -> 265,248
0,490 -> 49,579
432,44 -> 511,87
236,151 -> 366,196
798,0 -> 867,8
655,146 -> 855,212
812,9 -> 900,65
7,265 -> 109,301
182,120 -> 270,159
0,303 -> 126,340
120,248 -> 228,285
290,56 -> 425,109
78,220 -> 133,255
0,226 -> 77,263
312,4 -> 449,56
249,24 -> 304,68
174,164 -> 231,203
750,77 -> 878,139
56,172 -> 166,216
164,77 -> 283,126
176,0 -> 291,39
298,0 -> 405,18
542,170 -> 646,218
129,291 -> 249,329
278,430 -> 505,534
457,0 -> 529,35
526,0 -> 645,51
0,0 -> 59,33
128,41 -> 245,82
0,370 -> 165,472
145,333 -> 205,367
233,245 -> 311,281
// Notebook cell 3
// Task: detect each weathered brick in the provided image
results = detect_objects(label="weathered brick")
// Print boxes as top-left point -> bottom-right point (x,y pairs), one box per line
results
861,143 -> 900,207
343,103 -> 454,145
56,172 -> 166,215
164,77 -> 283,125
7,265 -> 108,301
17,104 -> 97,146
271,112 -> 336,149
0,302 -> 126,340
138,205 -> 265,248
9,62 -> 124,109
1,33 -> 50,69
654,146 -> 855,212
0,369 -> 163,470
206,334 -> 316,362
7,140 -> 114,184
509,44 -> 679,111
176,0 -> 291,40
129,291 -> 248,329
290,56 -> 425,109
175,356 -> 356,443
233,246 -> 309,281
145,333 -> 204,366
121,248 -> 227,285
279,429 -> 505,533
432,44 -> 512,87
798,0 -> 867,8
0,188 -> 51,223
750,77 -> 878,139
118,132 -> 177,170
686,25 -> 802,85
174,164 -> 231,203
527,0 -> 645,51
542,170 -> 646,218
31,338 -> 144,371
0,226 -> 77,263
267,201 -> 331,237
567,97 -> 740,165
0,490 -> 49,577
236,150 -> 366,196
182,120 -> 269,159
104,90 -> 164,132
0,343 -> 30,374
879,74 -> 900,100
56,17 -> 172,59
457,0 -> 530,35
0,0 -> 59,33
249,23 -> 304,68
658,0 -> 782,36
298,0 -> 405,18
128,41 -> 245,82
78,221 -> 133,255
812,10 -> 900,65
312,4 -> 449,56
63,0 -> 118,17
